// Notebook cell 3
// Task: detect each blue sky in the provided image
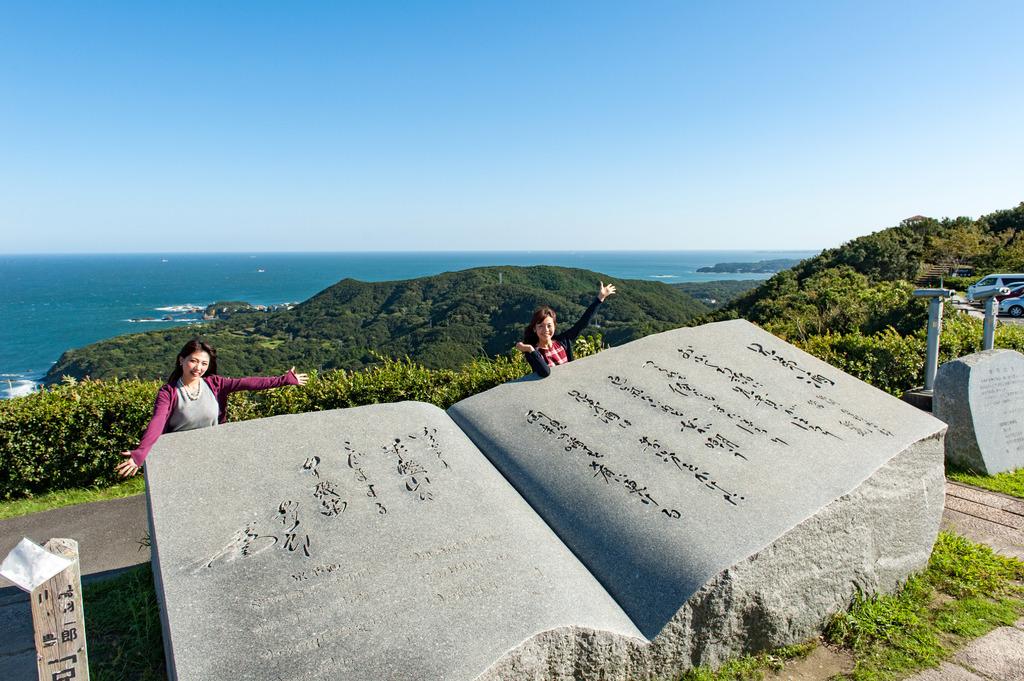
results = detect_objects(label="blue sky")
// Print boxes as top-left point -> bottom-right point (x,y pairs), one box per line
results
1,1 -> 1022,253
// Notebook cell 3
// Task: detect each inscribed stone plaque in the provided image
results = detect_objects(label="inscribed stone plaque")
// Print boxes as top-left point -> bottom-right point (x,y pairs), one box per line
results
934,349 -> 1024,475
146,320 -> 948,681
450,319 -> 947,676
145,403 -> 642,681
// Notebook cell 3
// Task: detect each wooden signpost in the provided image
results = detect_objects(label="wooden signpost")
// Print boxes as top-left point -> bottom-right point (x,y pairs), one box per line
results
30,539 -> 89,681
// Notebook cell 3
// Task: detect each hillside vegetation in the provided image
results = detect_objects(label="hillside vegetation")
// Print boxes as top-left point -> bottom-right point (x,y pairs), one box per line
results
703,202 -> 1024,392
46,266 -> 709,382
670,280 -> 761,309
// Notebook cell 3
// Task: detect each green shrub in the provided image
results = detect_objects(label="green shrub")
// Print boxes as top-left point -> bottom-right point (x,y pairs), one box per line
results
798,329 -> 925,395
0,336 -> 602,500
796,314 -> 1024,397
939,313 -> 1024,358
0,379 -> 159,499
940,275 -> 979,292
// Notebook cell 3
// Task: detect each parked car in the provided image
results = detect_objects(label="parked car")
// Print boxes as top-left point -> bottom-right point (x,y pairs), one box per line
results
967,273 -> 1024,302
996,283 -> 1024,302
1000,296 -> 1024,317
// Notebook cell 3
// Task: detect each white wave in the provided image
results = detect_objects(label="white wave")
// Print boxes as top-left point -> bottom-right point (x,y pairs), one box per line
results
126,318 -> 204,324
649,274 -> 678,279
155,304 -> 205,312
2,379 -> 37,399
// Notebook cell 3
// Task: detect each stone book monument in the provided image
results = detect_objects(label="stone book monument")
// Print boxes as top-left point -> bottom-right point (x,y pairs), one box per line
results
144,320 -> 947,680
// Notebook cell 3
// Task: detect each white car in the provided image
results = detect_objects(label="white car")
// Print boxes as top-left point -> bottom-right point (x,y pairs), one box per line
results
999,296 -> 1024,317
967,273 -> 1024,302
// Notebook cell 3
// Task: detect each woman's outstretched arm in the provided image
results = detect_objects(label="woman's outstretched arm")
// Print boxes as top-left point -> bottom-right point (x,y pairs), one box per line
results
115,385 -> 174,477
211,367 -> 308,394
558,281 -> 617,343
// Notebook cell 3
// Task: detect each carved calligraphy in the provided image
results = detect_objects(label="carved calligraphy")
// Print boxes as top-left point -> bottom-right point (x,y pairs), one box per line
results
193,425 -> 451,571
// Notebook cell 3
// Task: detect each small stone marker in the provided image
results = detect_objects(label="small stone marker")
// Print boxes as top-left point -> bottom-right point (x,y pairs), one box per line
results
0,538 -> 90,681
934,349 -> 1024,475
146,320 -> 947,680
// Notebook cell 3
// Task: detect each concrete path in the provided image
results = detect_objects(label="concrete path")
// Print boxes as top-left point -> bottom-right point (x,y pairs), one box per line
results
0,494 -> 151,588
0,482 -> 1022,680
950,294 -> 1024,326
904,619 -> 1024,681
942,481 -> 1024,561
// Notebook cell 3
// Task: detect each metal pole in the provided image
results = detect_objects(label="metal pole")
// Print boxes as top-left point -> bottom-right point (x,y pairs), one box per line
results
924,296 -> 944,391
983,296 -> 998,350
973,286 -> 1008,352
912,288 -> 955,394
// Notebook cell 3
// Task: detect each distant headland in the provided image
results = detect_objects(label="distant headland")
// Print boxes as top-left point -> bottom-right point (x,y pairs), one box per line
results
697,258 -> 803,274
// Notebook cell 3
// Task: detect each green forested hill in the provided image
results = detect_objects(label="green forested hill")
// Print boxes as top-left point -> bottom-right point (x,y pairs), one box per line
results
708,203 -> 1024,338
46,265 -> 709,382
696,202 -> 1024,393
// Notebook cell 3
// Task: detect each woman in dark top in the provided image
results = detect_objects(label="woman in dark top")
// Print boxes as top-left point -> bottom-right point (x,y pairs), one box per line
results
515,282 -> 616,378
115,338 -> 308,477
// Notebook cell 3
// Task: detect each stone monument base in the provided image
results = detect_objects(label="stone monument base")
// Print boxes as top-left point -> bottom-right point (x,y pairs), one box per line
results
478,433 -> 946,679
900,387 -> 933,412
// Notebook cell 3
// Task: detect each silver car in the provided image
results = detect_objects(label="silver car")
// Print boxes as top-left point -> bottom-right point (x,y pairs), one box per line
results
999,296 -> 1024,317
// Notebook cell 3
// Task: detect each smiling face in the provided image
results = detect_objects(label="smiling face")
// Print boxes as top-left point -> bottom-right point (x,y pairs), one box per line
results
534,315 -> 556,346
179,351 -> 211,381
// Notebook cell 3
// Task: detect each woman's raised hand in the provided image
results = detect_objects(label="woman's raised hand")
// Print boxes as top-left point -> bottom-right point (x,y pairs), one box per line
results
515,342 -> 535,353
115,451 -> 140,478
598,281 -> 617,301
290,367 -> 309,386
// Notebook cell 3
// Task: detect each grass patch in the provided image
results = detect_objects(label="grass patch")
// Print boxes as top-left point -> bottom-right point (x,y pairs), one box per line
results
675,642 -> 816,680
947,467 -> 1024,500
0,477 -> 145,520
825,531 -> 1024,680
84,564 -> 165,681
934,597 -> 1022,637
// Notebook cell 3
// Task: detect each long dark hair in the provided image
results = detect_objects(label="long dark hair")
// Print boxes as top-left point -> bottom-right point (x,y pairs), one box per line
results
523,306 -> 557,346
167,338 -> 219,384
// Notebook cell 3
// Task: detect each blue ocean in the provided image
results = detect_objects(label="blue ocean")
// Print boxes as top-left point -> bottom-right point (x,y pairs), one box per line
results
0,251 -> 815,398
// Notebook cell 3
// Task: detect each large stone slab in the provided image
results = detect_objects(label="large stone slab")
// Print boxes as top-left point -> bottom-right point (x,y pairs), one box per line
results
145,403 -> 642,681
147,320 -> 947,680
934,349 -> 1024,474
451,319 -> 947,675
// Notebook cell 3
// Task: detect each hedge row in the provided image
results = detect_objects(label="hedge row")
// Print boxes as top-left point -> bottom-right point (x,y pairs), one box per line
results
4,320 -> 1024,501
0,337 -> 602,500
797,314 -> 1024,395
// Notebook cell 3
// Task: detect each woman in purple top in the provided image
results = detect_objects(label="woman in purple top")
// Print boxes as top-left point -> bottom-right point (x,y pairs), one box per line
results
115,338 -> 308,477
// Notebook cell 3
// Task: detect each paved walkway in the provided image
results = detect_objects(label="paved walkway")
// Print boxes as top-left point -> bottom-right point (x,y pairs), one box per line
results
0,482 -> 1022,680
950,294 -> 1024,327
942,481 -> 1024,561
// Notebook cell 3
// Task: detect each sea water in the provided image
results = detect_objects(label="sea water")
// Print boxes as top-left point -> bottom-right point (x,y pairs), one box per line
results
0,251 -> 814,397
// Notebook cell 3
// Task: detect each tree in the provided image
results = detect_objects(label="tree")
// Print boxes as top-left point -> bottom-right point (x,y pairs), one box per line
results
928,223 -> 991,271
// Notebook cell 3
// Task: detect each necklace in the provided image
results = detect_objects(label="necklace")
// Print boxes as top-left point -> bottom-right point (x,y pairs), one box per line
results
182,380 -> 202,401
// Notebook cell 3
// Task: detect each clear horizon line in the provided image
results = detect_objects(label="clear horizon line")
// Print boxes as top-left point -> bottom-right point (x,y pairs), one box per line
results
1,248 -> 823,257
